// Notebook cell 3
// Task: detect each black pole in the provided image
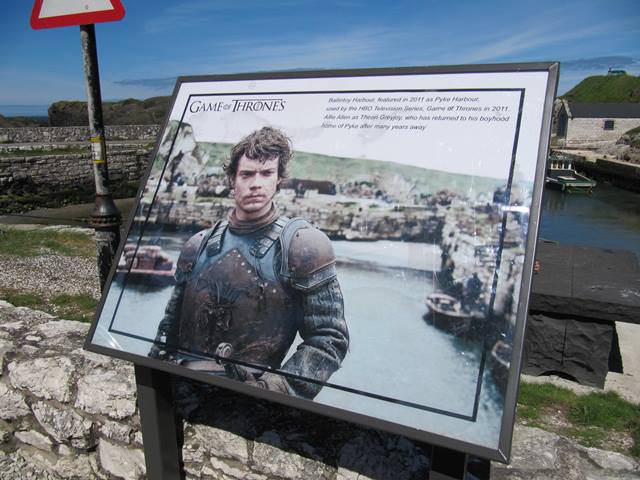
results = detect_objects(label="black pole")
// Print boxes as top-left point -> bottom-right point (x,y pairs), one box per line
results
79,24 -> 121,291
135,366 -> 182,479
429,446 -> 491,480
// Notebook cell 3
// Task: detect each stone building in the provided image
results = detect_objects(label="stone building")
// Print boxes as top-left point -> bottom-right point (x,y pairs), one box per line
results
556,101 -> 640,146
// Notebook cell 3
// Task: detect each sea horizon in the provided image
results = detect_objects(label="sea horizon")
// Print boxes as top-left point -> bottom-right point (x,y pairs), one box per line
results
0,104 -> 49,117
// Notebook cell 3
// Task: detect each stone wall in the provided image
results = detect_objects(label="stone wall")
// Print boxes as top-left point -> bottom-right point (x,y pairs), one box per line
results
0,125 -> 160,144
565,117 -> 640,146
574,155 -> 640,192
0,148 -> 151,194
0,300 -> 431,480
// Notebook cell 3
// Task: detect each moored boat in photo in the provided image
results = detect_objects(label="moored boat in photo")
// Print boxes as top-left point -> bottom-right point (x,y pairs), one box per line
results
424,292 -> 476,336
116,244 -> 176,285
545,153 -> 596,193
489,340 -> 512,394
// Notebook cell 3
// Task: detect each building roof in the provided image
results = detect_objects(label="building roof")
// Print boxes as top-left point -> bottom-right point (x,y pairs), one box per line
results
567,102 -> 640,119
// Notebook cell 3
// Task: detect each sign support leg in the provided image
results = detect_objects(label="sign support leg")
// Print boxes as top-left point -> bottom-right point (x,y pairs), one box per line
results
429,446 -> 491,479
135,365 -> 182,480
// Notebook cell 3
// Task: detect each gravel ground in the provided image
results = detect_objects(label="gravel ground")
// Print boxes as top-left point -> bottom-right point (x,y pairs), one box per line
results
0,225 -> 101,300
0,253 -> 100,299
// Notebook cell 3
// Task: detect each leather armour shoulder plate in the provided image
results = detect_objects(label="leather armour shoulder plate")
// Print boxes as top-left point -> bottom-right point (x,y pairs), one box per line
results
175,228 -> 210,282
286,225 -> 337,291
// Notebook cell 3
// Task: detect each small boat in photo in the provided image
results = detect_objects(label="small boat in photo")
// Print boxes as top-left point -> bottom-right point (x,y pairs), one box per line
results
545,153 -> 596,193
116,244 -> 176,285
489,340 -> 512,394
424,292 -> 475,336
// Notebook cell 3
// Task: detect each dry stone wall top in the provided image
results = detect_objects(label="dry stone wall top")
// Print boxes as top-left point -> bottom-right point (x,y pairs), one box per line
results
0,125 -> 160,144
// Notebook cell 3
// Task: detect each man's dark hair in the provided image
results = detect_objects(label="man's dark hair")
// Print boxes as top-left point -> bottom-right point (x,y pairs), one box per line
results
225,126 -> 292,180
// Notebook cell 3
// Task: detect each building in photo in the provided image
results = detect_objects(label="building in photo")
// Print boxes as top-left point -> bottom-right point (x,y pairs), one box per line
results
556,100 -> 640,146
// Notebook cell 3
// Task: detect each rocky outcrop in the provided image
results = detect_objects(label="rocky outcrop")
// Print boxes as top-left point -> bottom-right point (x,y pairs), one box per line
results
48,98 -> 169,127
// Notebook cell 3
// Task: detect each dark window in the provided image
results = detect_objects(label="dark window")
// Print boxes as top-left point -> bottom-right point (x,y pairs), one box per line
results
604,120 -> 615,130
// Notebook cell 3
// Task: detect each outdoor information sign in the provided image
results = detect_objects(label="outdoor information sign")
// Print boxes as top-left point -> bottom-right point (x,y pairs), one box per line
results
85,63 -> 559,463
30,0 -> 125,29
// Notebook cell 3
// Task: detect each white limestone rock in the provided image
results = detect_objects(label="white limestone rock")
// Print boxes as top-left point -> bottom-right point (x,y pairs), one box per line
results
18,445 -> 105,480
252,431 -> 333,480
209,457 -> 268,480
98,439 -> 146,480
75,368 -> 136,420
189,423 -> 249,463
0,382 -> 30,419
99,420 -> 132,444
507,425 -> 561,470
15,429 -> 54,451
32,401 -> 95,449
36,320 -> 89,349
583,446 -> 639,472
337,432 -> 428,480
8,357 -> 74,402
0,338 -> 15,373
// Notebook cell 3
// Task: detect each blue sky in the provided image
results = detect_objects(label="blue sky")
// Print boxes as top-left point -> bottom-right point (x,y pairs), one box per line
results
1,0 -> 638,115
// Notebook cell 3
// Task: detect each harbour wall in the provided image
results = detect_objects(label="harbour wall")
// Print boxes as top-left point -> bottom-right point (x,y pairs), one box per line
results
577,158 -> 640,193
569,154 -> 640,193
0,125 -> 160,144
0,148 -> 152,200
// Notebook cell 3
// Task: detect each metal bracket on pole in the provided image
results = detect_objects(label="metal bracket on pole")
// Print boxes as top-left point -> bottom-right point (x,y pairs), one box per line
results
429,446 -> 491,480
135,365 -> 182,480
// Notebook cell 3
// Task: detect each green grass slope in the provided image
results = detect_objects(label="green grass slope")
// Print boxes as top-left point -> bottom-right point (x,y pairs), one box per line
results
198,141 -> 504,196
562,74 -> 640,103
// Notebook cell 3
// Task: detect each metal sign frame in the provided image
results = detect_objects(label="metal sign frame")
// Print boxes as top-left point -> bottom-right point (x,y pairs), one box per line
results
84,63 -> 559,463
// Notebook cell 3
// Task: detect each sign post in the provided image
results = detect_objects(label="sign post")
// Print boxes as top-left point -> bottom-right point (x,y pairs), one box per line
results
31,3 -> 184,477
30,0 -> 126,289
78,23 -> 121,290
31,5 -> 182,476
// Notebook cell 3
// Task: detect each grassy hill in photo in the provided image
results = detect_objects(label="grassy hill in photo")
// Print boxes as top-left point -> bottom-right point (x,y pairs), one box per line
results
197,141 -> 505,196
561,74 -> 640,103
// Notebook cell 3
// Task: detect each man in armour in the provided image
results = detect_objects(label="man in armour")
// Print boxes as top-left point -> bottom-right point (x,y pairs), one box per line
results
150,126 -> 349,400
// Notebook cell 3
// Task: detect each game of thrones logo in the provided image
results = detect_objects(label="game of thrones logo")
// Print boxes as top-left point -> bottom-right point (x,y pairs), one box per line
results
188,98 -> 287,114
232,98 -> 286,112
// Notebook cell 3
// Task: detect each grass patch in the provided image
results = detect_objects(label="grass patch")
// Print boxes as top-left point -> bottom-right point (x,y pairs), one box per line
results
0,228 -> 95,257
517,381 -> 640,458
1,291 -> 45,308
0,288 -> 97,323
566,426 -> 608,448
569,391 -> 640,430
51,293 -> 98,311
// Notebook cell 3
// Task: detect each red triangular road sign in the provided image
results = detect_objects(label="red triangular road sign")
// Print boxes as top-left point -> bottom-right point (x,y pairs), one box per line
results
31,0 -> 125,29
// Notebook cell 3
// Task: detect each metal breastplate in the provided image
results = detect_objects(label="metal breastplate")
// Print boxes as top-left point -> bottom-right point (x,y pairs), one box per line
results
178,217 -> 298,369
